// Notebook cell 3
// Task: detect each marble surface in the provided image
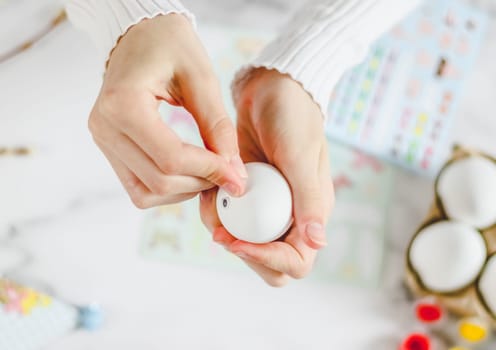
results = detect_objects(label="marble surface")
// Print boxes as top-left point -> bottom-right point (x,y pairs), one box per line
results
0,0 -> 495,349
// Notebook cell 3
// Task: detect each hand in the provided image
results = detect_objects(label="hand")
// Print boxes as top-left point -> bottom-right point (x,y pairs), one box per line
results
200,68 -> 334,286
88,14 -> 247,209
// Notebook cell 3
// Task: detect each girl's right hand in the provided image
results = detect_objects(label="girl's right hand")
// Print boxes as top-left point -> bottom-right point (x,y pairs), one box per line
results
88,14 -> 247,208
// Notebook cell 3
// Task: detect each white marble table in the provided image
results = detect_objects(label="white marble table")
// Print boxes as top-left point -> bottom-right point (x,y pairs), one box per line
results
0,1 -> 495,349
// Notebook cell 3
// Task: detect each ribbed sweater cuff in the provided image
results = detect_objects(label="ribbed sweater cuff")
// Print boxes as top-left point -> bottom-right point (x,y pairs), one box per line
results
65,0 -> 195,65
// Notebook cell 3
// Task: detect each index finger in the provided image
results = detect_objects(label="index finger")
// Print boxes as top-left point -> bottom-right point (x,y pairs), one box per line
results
109,101 -> 245,195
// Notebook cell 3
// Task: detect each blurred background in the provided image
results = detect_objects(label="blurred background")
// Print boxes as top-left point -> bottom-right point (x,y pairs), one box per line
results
1,0 -> 495,349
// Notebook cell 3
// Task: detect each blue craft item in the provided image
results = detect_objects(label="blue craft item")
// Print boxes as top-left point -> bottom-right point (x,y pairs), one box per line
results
78,304 -> 104,331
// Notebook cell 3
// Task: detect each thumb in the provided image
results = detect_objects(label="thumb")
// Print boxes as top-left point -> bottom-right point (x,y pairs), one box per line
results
280,146 -> 333,250
180,71 -> 248,182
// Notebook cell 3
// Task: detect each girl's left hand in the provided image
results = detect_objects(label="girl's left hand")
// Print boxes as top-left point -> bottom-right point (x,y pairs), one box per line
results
200,68 -> 334,287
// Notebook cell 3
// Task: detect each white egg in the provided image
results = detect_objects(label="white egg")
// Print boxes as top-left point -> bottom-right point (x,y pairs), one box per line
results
478,254 -> 496,317
409,220 -> 486,293
216,162 -> 293,244
437,156 -> 496,229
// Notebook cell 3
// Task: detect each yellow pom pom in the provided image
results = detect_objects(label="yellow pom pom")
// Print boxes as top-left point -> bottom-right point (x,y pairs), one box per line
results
457,318 -> 488,343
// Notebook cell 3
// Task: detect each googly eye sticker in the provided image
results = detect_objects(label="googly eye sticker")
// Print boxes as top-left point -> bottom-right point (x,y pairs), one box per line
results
221,197 -> 230,209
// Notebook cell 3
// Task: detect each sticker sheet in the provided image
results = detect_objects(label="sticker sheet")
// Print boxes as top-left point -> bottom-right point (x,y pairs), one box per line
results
326,0 -> 488,175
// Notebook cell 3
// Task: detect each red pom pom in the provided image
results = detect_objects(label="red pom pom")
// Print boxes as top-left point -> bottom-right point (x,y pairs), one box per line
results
416,303 -> 443,323
400,333 -> 431,350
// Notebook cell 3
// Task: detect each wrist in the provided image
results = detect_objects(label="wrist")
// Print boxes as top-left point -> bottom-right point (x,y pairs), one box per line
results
126,12 -> 192,37
237,68 -> 322,120
236,68 -> 297,108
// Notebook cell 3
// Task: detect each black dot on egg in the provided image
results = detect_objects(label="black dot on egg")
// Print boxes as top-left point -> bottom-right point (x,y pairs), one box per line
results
222,198 -> 229,208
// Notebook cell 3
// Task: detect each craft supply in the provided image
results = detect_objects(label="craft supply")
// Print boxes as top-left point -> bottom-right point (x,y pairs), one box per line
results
0,278 -> 103,350
400,333 -> 431,350
408,220 -> 486,293
415,298 -> 445,324
78,304 -> 104,331
436,156 -> 496,229
435,316 -> 490,347
326,0 -> 488,175
216,162 -> 292,244
456,317 -> 489,344
0,278 -> 77,350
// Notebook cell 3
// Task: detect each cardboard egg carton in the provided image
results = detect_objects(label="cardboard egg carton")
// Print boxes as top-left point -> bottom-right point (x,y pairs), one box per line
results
405,145 -> 496,326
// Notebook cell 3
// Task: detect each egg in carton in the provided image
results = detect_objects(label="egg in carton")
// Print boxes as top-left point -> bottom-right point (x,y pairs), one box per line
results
405,145 -> 496,331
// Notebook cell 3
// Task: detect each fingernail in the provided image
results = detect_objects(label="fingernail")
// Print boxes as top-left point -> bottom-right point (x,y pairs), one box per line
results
222,182 -> 240,197
305,223 -> 327,247
200,190 -> 215,203
230,155 -> 248,179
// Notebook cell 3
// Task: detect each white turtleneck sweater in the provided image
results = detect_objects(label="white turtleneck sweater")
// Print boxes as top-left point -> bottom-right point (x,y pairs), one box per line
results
65,0 -> 420,115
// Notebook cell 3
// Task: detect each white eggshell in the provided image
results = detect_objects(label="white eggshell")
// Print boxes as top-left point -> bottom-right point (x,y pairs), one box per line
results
478,254 -> 496,316
216,162 -> 293,244
409,221 -> 486,293
437,156 -> 496,228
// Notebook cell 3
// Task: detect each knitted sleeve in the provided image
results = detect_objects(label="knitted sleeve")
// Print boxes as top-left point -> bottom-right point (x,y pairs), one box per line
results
232,0 -> 421,117
64,0 -> 195,64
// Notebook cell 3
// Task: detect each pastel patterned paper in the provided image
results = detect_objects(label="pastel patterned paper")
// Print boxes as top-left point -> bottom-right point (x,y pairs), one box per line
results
326,0 -> 488,175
